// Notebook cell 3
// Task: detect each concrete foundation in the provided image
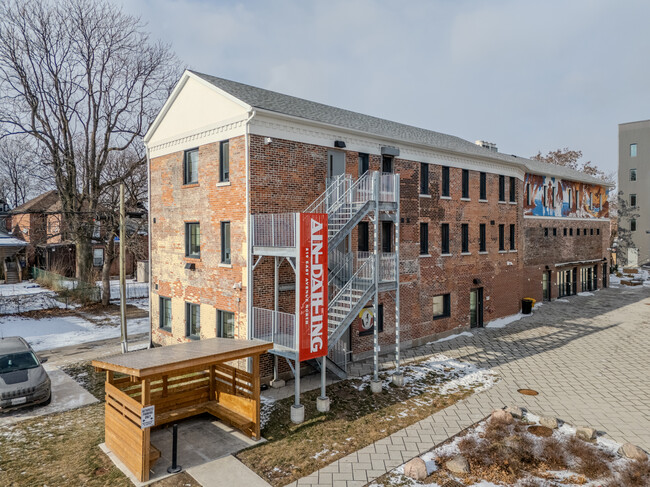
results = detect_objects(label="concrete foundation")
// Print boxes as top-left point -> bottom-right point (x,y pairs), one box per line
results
392,372 -> 404,387
270,379 -> 286,389
370,380 -> 382,394
290,404 -> 305,424
316,396 -> 330,413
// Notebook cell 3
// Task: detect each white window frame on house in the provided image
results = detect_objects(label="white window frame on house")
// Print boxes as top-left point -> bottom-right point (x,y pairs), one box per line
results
630,143 -> 637,157
159,297 -> 172,331
93,248 -> 104,267
433,294 -> 451,319
185,302 -> 200,339
185,222 -> 200,258
217,310 -> 235,338
219,140 -> 230,182
184,148 -> 199,185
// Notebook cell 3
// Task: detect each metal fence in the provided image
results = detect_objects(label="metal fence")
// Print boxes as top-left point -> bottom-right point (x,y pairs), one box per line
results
251,307 -> 296,350
252,213 -> 297,248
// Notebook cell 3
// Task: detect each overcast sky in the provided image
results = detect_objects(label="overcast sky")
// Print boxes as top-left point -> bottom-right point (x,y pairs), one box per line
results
118,0 -> 650,176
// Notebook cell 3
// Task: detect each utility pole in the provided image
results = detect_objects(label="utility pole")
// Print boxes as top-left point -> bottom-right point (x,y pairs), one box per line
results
120,183 -> 128,353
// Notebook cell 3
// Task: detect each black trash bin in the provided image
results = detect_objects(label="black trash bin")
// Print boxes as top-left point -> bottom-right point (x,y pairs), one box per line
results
521,298 -> 533,315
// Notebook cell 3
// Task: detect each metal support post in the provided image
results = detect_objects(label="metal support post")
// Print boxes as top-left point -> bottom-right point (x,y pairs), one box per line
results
371,171 -> 382,394
317,354 -> 330,412
119,183 -> 128,354
392,174 -> 404,387
291,216 -> 304,422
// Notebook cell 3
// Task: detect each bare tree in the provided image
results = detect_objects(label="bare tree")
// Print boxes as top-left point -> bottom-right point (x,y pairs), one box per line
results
0,0 -> 180,285
532,147 -> 615,186
614,193 -> 640,267
0,137 -> 40,208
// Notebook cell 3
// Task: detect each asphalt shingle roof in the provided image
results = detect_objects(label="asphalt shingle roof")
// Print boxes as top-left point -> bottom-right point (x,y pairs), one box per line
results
190,70 -> 609,186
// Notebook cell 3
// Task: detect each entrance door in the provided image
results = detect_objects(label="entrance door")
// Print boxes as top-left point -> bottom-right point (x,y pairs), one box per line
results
327,150 -> 346,208
470,288 -> 483,328
602,263 -> 608,288
542,271 -> 551,301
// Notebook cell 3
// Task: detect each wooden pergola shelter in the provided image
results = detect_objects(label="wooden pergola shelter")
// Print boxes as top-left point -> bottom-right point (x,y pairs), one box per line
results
92,338 -> 272,482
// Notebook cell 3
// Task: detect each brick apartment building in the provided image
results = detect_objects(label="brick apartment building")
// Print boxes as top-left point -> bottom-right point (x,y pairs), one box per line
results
144,70 -> 611,381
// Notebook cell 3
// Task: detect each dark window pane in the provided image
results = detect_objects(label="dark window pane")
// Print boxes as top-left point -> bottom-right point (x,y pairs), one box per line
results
381,221 -> 392,252
382,155 -> 393,173
186,303 -> 200,338
479,224 -> 486,252
185,223 -> 200,258
420,223 -> 428,254
510,224 -> 516,250
509,177 -> 516,202
358,222 -> 369,252
420,163 -> 429,194
159,297 -> 172,331
184,149 -> 198,184
218,310 -> 235,338
461,224 -> 469,253
220,141 -> 229,182
441,166 -> 450,197
441,223 -> 449,254
433,293 -> 451,319
499,224 -> 505,250
480,172 -> 486,200
462,169 -> 469,198
499,175 -> 505,201
221,222 -> 231,263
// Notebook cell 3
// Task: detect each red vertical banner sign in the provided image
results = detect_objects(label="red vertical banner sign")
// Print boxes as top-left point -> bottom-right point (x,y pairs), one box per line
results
298,213 -> 328,361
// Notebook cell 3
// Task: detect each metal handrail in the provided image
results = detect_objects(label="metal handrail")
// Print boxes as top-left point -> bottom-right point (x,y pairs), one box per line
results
329,256 -> 373,313
327,170 -> 373,216
304,173 -> 351,214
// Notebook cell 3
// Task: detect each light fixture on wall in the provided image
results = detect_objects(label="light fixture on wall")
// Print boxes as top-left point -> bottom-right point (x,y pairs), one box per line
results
264,137 -> 273,145
334,140 -> 346,148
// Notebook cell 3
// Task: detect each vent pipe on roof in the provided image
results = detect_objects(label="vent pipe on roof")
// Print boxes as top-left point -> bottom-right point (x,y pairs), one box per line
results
475,140 -> 498,152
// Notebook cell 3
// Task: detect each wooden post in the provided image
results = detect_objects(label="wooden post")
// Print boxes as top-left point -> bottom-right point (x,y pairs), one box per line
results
232,368 -> 237,396
106,370 -> 114,384
162,375 -> 168,397
141,378 -> 150,482
253,354 -> 261,440
209,365 -> 215,402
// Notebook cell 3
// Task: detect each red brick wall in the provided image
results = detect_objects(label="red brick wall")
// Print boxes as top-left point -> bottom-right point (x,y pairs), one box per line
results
149,136 -> 248,346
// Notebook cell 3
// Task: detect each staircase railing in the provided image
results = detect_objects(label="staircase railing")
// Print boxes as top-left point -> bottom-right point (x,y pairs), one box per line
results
328,257 -> 374,335
304,173 -> 351,214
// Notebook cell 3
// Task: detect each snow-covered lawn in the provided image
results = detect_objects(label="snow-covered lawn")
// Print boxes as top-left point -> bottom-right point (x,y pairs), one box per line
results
0,313 -> 149,351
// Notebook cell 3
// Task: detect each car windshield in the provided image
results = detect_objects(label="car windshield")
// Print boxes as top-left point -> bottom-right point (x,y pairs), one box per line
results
0,351 -> 40,374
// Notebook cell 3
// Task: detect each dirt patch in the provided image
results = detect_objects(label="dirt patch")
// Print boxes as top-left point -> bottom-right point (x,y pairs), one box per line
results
61,361 -> 112,400
527,425 -> 553,437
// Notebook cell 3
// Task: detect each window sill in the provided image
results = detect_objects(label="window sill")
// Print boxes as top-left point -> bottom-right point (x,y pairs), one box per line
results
479,199 -> 488,203
440,196 -> 451,200
498,250 -> 507,253
509,249 -> 518,253
509,201 -> 517,205
441,253 -> 452,257
219,263 -> 233,268
216,181 -> 231,187
498,200 -> 507,204
158,328 -> 172,336
183,183 -> 200,189
419,194 -> 431,198
419,254 -> 432,258
460,197 -> 471,202
184,256 -> 201,262
186,335 -> 200,341
433,314 -> 451,321
479,251 -> 488,255
461,252 -> 471,256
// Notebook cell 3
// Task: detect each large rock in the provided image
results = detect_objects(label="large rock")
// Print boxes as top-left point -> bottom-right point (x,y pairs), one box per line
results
446,455 -> 470,474
618,443 -> 648,461
575,426 -> 596,441
505,406 -> 523,419
403,458 -> 428,480
539,416 -> 558,429
491,409 -> 514,424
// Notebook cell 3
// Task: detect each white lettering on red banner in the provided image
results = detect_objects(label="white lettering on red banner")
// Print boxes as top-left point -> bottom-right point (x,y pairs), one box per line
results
299,213 -> 328,361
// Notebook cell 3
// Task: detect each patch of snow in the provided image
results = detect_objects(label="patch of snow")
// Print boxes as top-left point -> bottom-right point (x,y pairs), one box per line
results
577,291 -> 594,296
555,298 -> 570,303
485,312 -> 530,329
0,314 -> 150,351
259,395 -> 275,429
428,331 -> 473,344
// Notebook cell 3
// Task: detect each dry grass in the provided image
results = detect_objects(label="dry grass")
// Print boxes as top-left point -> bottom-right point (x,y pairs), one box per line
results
236,376 -> 475,486
607,458 -> 650,487
565,436 -> 613,479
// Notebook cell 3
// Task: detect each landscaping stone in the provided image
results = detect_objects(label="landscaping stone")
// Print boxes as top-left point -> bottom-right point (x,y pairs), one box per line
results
404,457 -> 428,480
539,416 -> 558,429
505,405 -> 523,419
575,426 -> 596,441
528,425 -> 553,437
618,442 -> 648,461
491,409 -> 514,424
445,455 -> 470,474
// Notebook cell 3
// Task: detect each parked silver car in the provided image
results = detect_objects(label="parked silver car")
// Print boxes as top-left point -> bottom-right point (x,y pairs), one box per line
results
0,337 -> 51,411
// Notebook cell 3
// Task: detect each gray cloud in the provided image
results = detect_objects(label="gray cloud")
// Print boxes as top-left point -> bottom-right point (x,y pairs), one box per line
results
119,0 -> 650,175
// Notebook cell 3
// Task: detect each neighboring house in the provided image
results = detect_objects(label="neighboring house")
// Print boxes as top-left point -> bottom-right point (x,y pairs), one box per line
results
144,70 -> 612,381
0,199 -> 11,231
0,228 -> 27,284
10,191 -> 146,278
618,120 -> 650,266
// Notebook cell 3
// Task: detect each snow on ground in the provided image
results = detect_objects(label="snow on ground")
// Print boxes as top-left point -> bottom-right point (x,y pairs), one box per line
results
0,314 -> 149,351
352,354 -> 497,397
0,281 -> 50,296
260,395 -> 276,429
372,409 -> 632,487
428,331 -> 473,344
577,291 -> 594,296
485,312 -> 531,329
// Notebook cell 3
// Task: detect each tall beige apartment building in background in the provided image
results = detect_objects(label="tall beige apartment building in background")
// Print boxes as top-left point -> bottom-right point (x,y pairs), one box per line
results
619,120 -> 650,266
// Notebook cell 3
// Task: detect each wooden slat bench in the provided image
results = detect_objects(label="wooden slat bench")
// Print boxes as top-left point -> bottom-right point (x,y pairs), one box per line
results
154,401 -> 253,433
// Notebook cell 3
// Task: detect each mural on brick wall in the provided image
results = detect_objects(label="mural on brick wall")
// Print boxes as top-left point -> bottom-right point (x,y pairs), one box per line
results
523,174 -> 608,218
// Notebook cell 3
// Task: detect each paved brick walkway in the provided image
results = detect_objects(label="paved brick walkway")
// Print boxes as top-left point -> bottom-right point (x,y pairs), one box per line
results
288,284 -> 650,487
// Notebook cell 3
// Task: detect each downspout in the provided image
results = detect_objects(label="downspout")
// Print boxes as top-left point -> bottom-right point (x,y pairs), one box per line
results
146,145 -> 153,348
245,109 -> 256,370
